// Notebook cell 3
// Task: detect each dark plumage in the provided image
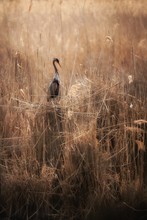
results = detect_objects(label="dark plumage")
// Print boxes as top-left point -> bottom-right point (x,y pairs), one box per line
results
50,78 -> 59,98
47,58 -> 61,101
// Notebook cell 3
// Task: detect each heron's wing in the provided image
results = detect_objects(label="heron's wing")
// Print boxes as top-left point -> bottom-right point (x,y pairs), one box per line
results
49,79 -> 59,97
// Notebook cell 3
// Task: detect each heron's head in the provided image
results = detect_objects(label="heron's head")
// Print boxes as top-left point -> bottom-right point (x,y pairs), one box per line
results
53,58 -> 61,67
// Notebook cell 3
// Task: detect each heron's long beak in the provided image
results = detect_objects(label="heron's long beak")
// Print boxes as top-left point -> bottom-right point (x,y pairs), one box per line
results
58,62 -> 61,67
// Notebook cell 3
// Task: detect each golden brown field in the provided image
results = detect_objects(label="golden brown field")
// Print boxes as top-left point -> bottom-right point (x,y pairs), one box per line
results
0,0 -> 147,219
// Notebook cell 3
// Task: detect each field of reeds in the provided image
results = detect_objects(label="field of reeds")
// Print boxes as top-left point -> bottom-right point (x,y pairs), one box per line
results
0,0 -> 147,219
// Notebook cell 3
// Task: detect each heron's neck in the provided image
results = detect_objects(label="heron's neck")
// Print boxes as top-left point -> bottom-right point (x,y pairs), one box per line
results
54,72 -> 60,81
53,60 -> 58,73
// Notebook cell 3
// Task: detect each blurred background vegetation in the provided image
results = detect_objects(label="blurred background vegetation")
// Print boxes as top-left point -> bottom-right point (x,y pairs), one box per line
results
0,0 -> 147,219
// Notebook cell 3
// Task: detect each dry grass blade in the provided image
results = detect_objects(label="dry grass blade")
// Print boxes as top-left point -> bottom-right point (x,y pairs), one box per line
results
134,119 -> 147,125
124,125 -> 145,134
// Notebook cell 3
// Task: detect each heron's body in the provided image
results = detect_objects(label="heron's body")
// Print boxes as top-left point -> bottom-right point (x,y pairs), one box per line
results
47,58 -> 61,101
49,76 -> 59,98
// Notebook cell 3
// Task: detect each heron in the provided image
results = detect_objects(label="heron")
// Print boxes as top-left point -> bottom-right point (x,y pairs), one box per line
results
47,58 -> 61,101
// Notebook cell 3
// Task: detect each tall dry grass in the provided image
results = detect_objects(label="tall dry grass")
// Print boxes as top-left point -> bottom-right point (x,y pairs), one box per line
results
0,0 -> 147,219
